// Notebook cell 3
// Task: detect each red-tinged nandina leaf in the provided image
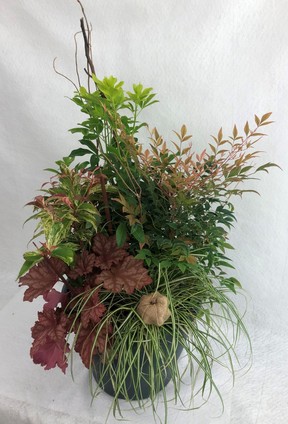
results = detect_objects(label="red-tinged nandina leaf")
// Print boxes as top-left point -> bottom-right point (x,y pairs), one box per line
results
74,323 -> 112,368
49,193 -> 73,208
96,255 -> 153,294
92,234 -> 128,270
43,289 -> 69,310
31,336 -> 70,373
26,195 -> 46,209
80,287 -> 106,328
67,250 -> 96,279
19,257 -> 68,302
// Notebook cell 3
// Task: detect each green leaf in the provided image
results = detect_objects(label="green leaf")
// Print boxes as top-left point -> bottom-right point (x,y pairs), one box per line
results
220,277 -> 242,293
63,156 -> 75,166
79,86 -> 88,97
222,242 -> 235,250
90,154 -> 99,168
177,262 -> 186,273
70,148 -> 93,157
145,257 -> 152,266
240,165 -> 253,174
159,260 -> 171,269
69,127 -> 87,134
93,75 -> 125,108
256,162 -> 279,173
75,161 -> 90,171
71,96 -> 84,107
17,255 -> 43,279
240,189 -> 260,195
229,277 -> 242,288
46,222 -> 69,246
44,167 -> 59,174
23,251 -> 43,261
135,249 -> 152,260
116,222 -> 127,247
77,203 -> 98,214
79,139 -> 98,154
216,260 -> 235,269
51,245 -> 75,265
131,223 -> 145,243
77,212 -> 98,229
228,167 -> 241,177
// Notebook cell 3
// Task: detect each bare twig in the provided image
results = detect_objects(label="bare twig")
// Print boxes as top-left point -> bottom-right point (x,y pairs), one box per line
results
84,67 -> 93,78
79,17 -> 95,75
99,174 -> 113,234
77,0 -> 96,92
74,31 -> 82,87
53,57 -> 79,91
76,1 -> 95,66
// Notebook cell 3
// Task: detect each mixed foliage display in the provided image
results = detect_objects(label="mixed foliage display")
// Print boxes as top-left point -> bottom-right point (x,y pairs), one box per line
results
18,8 -> 277,423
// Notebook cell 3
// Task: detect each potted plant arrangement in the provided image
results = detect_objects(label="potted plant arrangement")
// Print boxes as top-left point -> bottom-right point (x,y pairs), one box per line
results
18,6 -> 277,424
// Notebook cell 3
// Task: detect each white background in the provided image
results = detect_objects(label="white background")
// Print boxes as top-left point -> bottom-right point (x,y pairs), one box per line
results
0,0 -> 288,423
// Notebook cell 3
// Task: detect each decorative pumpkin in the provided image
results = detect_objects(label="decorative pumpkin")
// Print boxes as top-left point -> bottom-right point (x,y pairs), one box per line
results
137,292 -> 171,326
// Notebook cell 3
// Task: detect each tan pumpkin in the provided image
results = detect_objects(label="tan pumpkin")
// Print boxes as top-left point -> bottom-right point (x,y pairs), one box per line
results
137,292 -> 171,326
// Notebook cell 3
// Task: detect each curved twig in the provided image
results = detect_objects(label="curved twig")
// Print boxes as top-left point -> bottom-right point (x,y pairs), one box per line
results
53,57 -> 79,91
74,30 -> 82,87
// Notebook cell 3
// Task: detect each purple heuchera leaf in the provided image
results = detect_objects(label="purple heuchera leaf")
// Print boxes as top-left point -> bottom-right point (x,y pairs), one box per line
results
30,308 -> 70,373
74,322 -> 112,368
32,337 -> 70,373
67,250 -> 96,280
92,234 -> 128,270
19,257 -> 68,302
43,289 -> 68,310
96,255 -> 153,294
80,286 -> 106,328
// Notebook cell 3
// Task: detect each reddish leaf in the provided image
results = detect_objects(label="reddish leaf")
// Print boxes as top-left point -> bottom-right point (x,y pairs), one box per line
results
30,309 -> 70,373
74,323 -> 112,368
26,195 -> 46,209
49,193 -> 73,208
19,257 -> 68,302
43,289 -> 68,310
96,255 -> 153,294
92,234 -> 128,270
68,250 -> 96,280
80,287 -> 106,328
31,309 -> 68,344
85,271 -> 102,287
31,337 -> 70,373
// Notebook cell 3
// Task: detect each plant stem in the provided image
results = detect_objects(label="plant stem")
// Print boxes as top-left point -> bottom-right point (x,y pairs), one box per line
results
79,17 -> 96,76
100,173 -> 113,234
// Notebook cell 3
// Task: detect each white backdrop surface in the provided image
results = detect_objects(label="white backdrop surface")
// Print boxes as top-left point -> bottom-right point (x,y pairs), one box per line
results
0,0 -> 288,423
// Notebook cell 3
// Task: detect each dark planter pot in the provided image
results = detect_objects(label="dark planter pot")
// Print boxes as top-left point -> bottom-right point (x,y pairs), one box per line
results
92,331 -> 184,400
